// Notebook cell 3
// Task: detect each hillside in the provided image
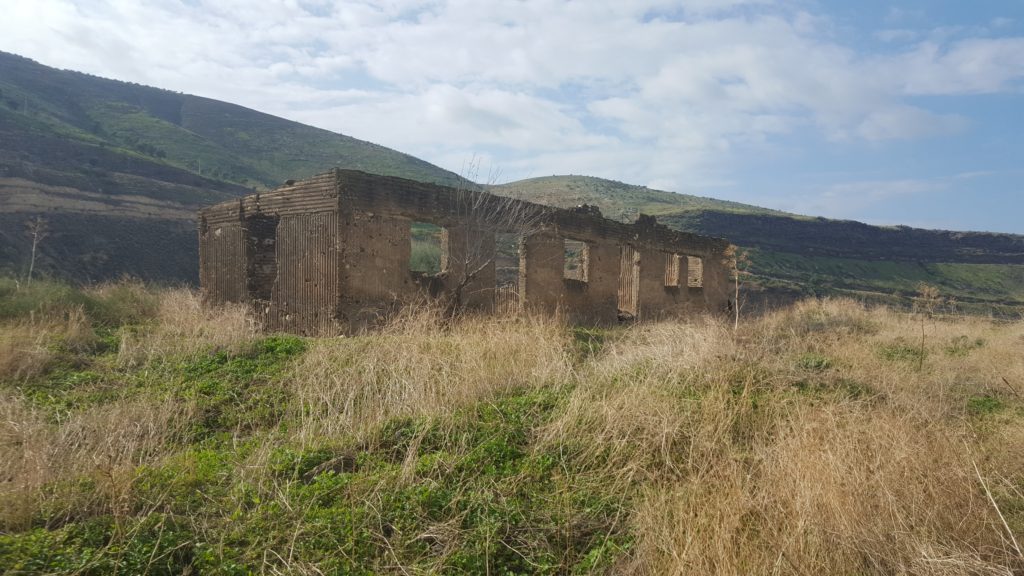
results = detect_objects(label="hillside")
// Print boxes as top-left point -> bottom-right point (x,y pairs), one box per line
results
495,176 -> 1024,313
0,51 -> 464,282
488,175 -> 786,221
3,50 -> 1022,312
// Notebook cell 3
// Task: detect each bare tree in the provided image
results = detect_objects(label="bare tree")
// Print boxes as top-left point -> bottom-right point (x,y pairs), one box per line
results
723,244 -> 751,331
443,158 -> 550,315
24,216 -> 49,287
913,283 -> 943,371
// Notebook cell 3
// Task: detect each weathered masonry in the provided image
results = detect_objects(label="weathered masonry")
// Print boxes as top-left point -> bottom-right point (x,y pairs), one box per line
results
199,169 -> 732,335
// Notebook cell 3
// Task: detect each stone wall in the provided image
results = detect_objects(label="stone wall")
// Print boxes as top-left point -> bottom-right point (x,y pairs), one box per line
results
199,169 -> 733,334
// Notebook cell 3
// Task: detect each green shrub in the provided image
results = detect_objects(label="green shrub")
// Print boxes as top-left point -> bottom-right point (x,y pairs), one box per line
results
0,278 -> 89,320
410,240 -> 442,274
85,280 -> 159,326
570,326 -> 609,362
268,445 -> 339,479
877,339 -> 927,363
134,447 -> 236,512
793,304 -> 879,335
179,335 -> 306,436
967,395 -> 1005,416
0,515 -> 194,575
0,277 -> 158,327
796,352 -> 832,371
945,335 -> 986,357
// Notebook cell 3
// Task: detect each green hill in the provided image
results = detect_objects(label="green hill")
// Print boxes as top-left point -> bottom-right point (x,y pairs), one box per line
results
493,176 -> 1024,314
3,50 -> 1022,313
488,175 -> 785,221
0,51 -> 464,283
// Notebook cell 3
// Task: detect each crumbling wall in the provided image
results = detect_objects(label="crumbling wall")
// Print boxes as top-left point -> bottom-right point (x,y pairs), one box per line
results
338,211 -> 414,328
556,237 -> 621,324
441,225 -> 496,311
268,212 -> 341,335
199,206 -> 246,304
199,169 -> 733,334
245,214 -> 278,303
618,245 -> 641,318
520,230 -> 564,314
634,248 -> 685,319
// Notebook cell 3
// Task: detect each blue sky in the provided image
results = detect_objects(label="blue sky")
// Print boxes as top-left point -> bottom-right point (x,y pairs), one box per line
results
1,0 -> 1022,233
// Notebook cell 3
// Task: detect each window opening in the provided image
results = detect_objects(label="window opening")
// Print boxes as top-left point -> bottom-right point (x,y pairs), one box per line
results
410,221 -> 444,275
495,232 -> 521,288
495,232 -> 521,313
563,239 -> 589,282
618,245 -> 640,319
687,256 -> 704,288
665,253 -> 682,287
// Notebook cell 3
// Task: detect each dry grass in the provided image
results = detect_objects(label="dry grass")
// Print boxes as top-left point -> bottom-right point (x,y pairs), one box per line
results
0,306 -> 95,381
540,318 -> 737,485
574,299 -> 1024,575
287,305 -> 572,444
116,288 -> 256,367
1,289 -> 1021,574
0,392 -> 190,530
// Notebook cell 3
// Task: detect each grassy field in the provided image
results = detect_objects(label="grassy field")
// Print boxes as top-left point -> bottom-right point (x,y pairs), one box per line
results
1,279 -> 1022,574
744,250 -> 1024,315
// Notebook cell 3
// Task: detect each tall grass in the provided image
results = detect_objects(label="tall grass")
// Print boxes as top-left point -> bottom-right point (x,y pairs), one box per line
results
0,284 -> 1021,574
0,393 -> 190,530
116,288 -> 255,367
0,307 -> 95,381
0,277 -> 158,326
288,305 -> 571,443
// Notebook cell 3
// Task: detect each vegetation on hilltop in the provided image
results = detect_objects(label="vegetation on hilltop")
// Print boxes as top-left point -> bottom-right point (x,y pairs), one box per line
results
660,210 -> 1024,264
1,279 -> 1022,573
488,175 -> 784,221
751,250 -> 1024,305
491,176 -> 1024,314
0,51 -> 465,191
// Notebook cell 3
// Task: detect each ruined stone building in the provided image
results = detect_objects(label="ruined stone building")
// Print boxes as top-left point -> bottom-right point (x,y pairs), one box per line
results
198,169 -> 732,335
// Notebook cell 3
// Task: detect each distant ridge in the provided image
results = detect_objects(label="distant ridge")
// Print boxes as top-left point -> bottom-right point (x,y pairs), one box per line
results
0,51 -> 464,282
492,175 -> 1024,314
488,175 -> 787,221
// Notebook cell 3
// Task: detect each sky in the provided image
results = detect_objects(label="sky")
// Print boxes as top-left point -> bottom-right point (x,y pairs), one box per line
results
1,0 -> 1022,233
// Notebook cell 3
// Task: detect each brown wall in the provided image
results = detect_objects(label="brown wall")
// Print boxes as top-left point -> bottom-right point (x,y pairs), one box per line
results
558,237 -> 621,324
199,215 -> 246,304
267,212 -> 342,335
338,211 -> 414,328
520,231 -> 564,314
198,169 -> 733,334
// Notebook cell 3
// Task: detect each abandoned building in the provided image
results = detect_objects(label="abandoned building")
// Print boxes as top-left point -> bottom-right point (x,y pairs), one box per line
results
198,169 -> 732,335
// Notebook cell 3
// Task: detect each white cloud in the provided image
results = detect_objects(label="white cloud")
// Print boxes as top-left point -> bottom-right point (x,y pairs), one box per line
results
991,17 -> 1014,29
855,106 -> 967,141
0,0 -> 1022,205
890,38 -> 1024,95
875,28 -> 919,43
783,178 -> 950,218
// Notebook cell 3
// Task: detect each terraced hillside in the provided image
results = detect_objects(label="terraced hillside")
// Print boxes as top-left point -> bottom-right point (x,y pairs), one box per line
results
0,51 -> 463,282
